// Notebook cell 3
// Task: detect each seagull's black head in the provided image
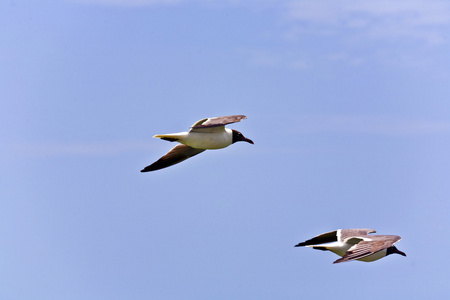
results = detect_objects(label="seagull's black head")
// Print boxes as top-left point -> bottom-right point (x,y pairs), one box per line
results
231,129 -> 254,144
386,246 -> 406,257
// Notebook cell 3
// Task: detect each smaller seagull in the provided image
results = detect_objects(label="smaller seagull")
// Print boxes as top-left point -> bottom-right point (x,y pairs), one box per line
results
295,228 -> 406,264
141,115 -> 254,172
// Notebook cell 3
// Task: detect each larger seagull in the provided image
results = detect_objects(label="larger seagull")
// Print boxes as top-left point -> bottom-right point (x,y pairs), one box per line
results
141,115 -> 253,172
295,228 -> 406,264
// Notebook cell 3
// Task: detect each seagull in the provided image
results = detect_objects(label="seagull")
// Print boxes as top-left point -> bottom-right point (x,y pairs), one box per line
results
141,115 -> 254,172
295,228 -> 406,264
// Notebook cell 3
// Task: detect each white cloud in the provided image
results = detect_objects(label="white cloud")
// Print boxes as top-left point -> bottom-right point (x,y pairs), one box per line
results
69,0 -> 450,69
70,0 -> 450,45
285,0 -> 450,45
5,140 -> 156,158
70,0 -> 182,6
69,0 -> 265,7
295,114 -> 450,135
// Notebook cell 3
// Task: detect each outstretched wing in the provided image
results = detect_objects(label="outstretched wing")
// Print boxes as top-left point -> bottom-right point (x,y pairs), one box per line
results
141,144 -> 205,172
191,115 -> 247,129
333,241 -> 379,264
333,235 -> 401,264
294,230 -> 338,247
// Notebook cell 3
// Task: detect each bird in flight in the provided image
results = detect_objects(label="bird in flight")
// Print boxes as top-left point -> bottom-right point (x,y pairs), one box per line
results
141,115 -> 253,172
295,228 -> 406,264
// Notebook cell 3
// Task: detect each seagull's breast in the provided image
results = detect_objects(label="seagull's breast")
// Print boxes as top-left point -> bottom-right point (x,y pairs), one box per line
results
181,129 -> 233,149
357,249 -> 387,262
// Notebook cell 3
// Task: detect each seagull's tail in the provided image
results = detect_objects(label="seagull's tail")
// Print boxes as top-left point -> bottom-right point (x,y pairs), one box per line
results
153,133 -> 185,142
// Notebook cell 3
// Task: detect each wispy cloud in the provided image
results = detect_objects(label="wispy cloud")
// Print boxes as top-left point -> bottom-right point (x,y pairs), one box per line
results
295,114 -> 450,136
69,0 -> 261,7
238,1 -> 450,70
70,0 -> 450,46
4,140 -> 156,158
70,0 -> 450,45
284,0 -> 450,45
70,0 -> 450,70
71,0 -> 182,6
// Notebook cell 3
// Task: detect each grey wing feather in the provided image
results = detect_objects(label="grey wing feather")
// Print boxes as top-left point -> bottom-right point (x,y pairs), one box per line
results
192,115 -> 247,128
368,235 -> 402,246
382,235 -> 402,244
339,228 -> 376,241
141,144 -> 205,172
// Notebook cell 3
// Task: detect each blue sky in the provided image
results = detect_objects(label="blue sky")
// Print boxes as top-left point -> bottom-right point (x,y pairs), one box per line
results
2,0 -> 450,299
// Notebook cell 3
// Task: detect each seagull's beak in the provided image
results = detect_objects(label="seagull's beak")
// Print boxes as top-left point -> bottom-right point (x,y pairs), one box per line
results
397,249 -> 407,257
244,137 -> 254,144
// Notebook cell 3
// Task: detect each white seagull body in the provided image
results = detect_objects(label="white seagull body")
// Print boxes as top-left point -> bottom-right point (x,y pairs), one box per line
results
141,115 -> 253,172
153,128 -> 234,150
295,228 -> 406,264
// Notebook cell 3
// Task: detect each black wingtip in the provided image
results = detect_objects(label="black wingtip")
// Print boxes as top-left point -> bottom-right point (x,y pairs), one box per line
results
332,258 -> 345,264
294,243 -> 306,247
